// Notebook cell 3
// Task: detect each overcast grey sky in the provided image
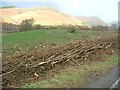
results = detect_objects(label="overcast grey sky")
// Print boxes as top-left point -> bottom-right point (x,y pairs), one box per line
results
1,0 -> 119,23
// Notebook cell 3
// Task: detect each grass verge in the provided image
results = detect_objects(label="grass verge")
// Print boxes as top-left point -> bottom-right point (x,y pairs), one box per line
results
22,55 -> 118,88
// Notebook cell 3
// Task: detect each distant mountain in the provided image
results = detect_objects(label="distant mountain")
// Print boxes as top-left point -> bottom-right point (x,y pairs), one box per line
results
109,21 -> 118,29
0,7 -> 85,26
0,6 -> 17,9
77,16 -> 107,27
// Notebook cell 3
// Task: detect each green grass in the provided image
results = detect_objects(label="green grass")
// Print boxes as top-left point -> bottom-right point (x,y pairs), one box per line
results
2,29 -> 117,54
22,55 -> 118,88
86,55 -> 119,75
2,29 -> 118,87
2,29 -> 89,46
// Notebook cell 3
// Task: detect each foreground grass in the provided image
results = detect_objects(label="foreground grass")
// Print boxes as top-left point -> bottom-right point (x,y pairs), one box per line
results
22,55 -> 118,88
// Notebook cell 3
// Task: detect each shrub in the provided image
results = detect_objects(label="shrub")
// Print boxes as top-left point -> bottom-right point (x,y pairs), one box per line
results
67,28 -> 75,33
34,25 -> 41,30
2,23 -> 19,33
19,19 -> 34,31
98,26 -> 107,30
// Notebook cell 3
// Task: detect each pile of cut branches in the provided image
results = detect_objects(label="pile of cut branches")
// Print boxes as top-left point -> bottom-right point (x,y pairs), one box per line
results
2,36 -> 118,87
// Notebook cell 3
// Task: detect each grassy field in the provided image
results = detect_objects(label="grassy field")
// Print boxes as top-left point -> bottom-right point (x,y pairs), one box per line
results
2,29 -> 117,54
2,29 -> 118,88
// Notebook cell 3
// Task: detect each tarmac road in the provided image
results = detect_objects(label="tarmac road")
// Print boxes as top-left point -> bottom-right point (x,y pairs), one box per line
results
82,66 -> 120,88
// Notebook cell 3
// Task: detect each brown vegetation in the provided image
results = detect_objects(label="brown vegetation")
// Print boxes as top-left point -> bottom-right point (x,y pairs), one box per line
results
2,36 -> 118,87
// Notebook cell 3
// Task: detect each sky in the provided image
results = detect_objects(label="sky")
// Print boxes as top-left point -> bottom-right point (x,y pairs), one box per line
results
1,0 -> 119,23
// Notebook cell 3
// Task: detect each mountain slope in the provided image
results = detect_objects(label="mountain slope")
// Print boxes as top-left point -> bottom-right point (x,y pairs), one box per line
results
77,16 -> 107,26
1,7 -> 85,26
0,16 -> 17,24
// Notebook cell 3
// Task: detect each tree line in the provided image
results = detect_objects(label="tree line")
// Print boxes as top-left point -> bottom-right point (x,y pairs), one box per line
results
2,19 -> 116,33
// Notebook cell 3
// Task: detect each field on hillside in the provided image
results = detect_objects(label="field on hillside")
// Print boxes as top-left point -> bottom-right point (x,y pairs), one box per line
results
2,29 -> 117,55
2,29 -> 119,88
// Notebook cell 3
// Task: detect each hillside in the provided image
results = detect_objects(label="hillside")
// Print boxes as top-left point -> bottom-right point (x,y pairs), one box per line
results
0,16 -> 17,24
1,8 -> 22,17
0,6 -> 17,9
77,16 -> 107,26
1,7 -> 85,26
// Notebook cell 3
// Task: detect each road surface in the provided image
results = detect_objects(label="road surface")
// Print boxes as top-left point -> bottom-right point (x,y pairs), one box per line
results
82,66 -> 120,88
